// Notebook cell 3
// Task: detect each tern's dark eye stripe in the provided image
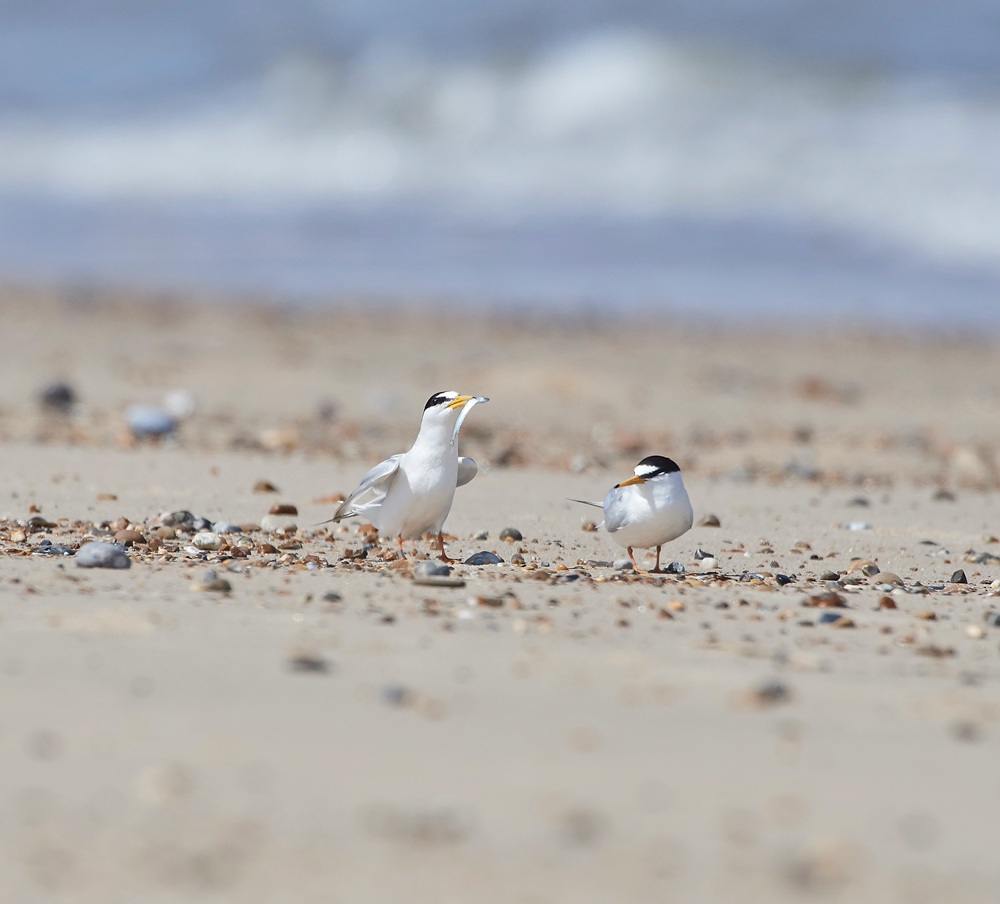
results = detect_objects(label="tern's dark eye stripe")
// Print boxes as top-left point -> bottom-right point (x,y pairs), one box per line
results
424,392 -> 455,410
635,455 -> 680,477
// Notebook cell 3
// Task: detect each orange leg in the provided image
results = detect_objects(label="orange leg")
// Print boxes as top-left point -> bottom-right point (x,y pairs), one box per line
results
397,535 -> 404,557
627,547 -> 647,574
652,546 -> 662,573
437,531 -> 455,564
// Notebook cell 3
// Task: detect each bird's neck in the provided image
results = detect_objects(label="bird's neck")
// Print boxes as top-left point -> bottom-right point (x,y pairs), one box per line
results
410,418 -> 457,462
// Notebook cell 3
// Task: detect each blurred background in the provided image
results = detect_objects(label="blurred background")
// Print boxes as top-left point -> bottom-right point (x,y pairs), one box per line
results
2,0 -> 1000,324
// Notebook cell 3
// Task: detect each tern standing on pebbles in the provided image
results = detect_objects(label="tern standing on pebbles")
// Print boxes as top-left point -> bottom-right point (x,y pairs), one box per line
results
572,455 -> 693,573
329,391 -> 488,561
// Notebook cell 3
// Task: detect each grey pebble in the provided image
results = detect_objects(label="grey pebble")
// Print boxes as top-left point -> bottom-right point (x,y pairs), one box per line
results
414,560 -> 452,577
322,591 -> 343,602
693,548 -> 714,560
499,527 -> 523,542
474,530 -> 489,540
775,573 -> 796,585
127,404 -> 175,437
465,551 -> 504,566
818,611 -> 844,624
984,612 -> 1000,628
613,558 -> 634,571
843,521 -> 872,531
33,544 -> 73,556
951,569 -> 968,584
862,564 -> 881,577
820,570 -> 840,581
663,561 -> 685,574
76,541 -> 131,569
39,381 -> 76,412
212,521 -> 242,534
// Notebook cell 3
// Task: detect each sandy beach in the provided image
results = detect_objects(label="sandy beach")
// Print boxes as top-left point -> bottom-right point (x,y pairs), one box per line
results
2,288 -> 1000,902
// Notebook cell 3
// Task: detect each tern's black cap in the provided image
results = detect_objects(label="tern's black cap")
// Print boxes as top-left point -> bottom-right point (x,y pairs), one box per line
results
424,391 -> 457,410
634,455 -> 681,477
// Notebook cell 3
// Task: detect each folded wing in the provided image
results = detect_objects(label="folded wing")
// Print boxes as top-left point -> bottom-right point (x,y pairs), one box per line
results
330,455 -> 401,521
456,457 -> 478,488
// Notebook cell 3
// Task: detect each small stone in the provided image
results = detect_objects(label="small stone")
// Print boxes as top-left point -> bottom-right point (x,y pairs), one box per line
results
775,573 -> 795,586
33,544 -> 73,556
415,560 -> 452,577
154,526 -> 176,540
848,496 -> 870,507
269,503 -> 298,516
613,558 -> 634,571
877,596 -> 897,609
114,529 -> 145,547
76,541 -> 131,569
192,568 -> 232,592
413,574 -> 466,587
499,528 -> 523,542
127,405 -> 175,438
511,554 -> 525,565
817,611 -> 843,624
287,651 -> 329,673
465,551 -> 503,566
192,531 -> 222,550
698,557 -> 719,571
951,569 -> 968,584
693,548 -> 714,560
9,529 -> 26,543
663,561 -> 685,574
38,381 -> 76,412
747,680 -> 790,707
697,513 -> 721,527
862,564 -> 881,577
820,570 -> 840,581
932,488 -> 956,502
832,616 -> 855,628
807,591 -> 847,608
843,521 -> 872,531
254,480 -> 279,493
212,521 -> 242,534
966,625 -> 986,639
322,591 -> 342,602
870,572 -> 902,586
917,610 -> 937,620
474,530 -> 489,540
260,515 -> 297,533
667,600 -> 685,611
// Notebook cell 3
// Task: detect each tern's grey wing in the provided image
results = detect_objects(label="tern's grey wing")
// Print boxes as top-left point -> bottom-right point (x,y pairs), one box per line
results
601,487 -> 629,534
456,457 -> 478,487
330,455 -> 401,521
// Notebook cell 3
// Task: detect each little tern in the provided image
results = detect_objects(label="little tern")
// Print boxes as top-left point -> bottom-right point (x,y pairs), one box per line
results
572,455 -> 693,572
330,391 -> 488,561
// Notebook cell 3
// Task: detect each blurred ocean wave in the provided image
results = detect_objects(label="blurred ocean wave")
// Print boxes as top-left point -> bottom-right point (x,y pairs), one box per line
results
2,2 -> 1000,322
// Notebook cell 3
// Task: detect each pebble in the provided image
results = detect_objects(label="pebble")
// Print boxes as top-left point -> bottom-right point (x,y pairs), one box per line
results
808,590 -> 847,608
877,596 -> 897,609
697,513 -> 721,527
664,561 -> 685,574
474,531 -> 489,540
843,521 -> 872,531
154,526 -> 176,539
917,610 -> 937,620
192,531 -> 222,551
415,561 -> 452,577
510,554 -> 525,565
581,522 -> 597,532
322,591 -> 342,602
413,574 -> 466,587
966,625 -> 986,639
965,551 -> 1000,565
212,521 -> 242,534
39,381 -> 76,412
775,573 -> 795,585
817,611 -> 844,624
33,543 -> 73,556
260,515 -> 297,533
693,548 -> 714,560
114,530 -> 144,547
127,404 -> 175,437
465,551 -> 504,566
76,541 -> 131,569
870,572 -> 902,586
861,564 -> 881,577
951,569 -> 968,584
820,570 -> 840,581
499,528 -> 523,542
698,557 -> 719,571
253,480 -> 279,493
192,568 -> 232,593
269,503 -> 298,516
613,558 -> 634,571
984,612 -> 1000,628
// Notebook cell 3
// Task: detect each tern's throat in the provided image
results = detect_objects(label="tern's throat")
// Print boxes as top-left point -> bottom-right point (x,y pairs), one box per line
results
410,415 -> 459,463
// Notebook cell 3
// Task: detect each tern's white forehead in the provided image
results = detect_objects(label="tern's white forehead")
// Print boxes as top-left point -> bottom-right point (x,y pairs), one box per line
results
633,455 -> 681,478
634,463 -> 660,478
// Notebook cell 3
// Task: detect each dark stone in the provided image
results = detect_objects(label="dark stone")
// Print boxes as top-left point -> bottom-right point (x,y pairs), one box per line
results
499,527 -> 523,542
951,569 -> 968,584
464,551 -> 504,566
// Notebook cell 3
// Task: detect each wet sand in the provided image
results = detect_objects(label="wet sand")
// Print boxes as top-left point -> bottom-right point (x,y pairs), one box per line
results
1,288 -> 1000,901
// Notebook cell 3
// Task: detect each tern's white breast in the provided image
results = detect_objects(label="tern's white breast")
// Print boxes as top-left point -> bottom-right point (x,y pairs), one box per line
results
603,472 -> 693,549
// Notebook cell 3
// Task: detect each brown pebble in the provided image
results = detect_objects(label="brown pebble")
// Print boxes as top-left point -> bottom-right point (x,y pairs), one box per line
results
832,616 -> 855,628
581,521 -> 597,532
96,492 -> 117,501
667,600 -> 686,611
806,590 -> 847,608
154,526 -> 176,540
147,536 -> 163,551
511,554 -> 525,565
114,529 -> 145,547
917,610 -> 937,620
258,543 -> 278,554
254,480 -> 279,493
877,596 -> 897,609
870,572 -> 903,585
269,503 -> 298,516
657,608 -> 673,619
697,513 -> 721,527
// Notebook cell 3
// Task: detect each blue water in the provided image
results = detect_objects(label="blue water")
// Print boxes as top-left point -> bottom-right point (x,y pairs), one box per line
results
2,1 -> 1000,324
